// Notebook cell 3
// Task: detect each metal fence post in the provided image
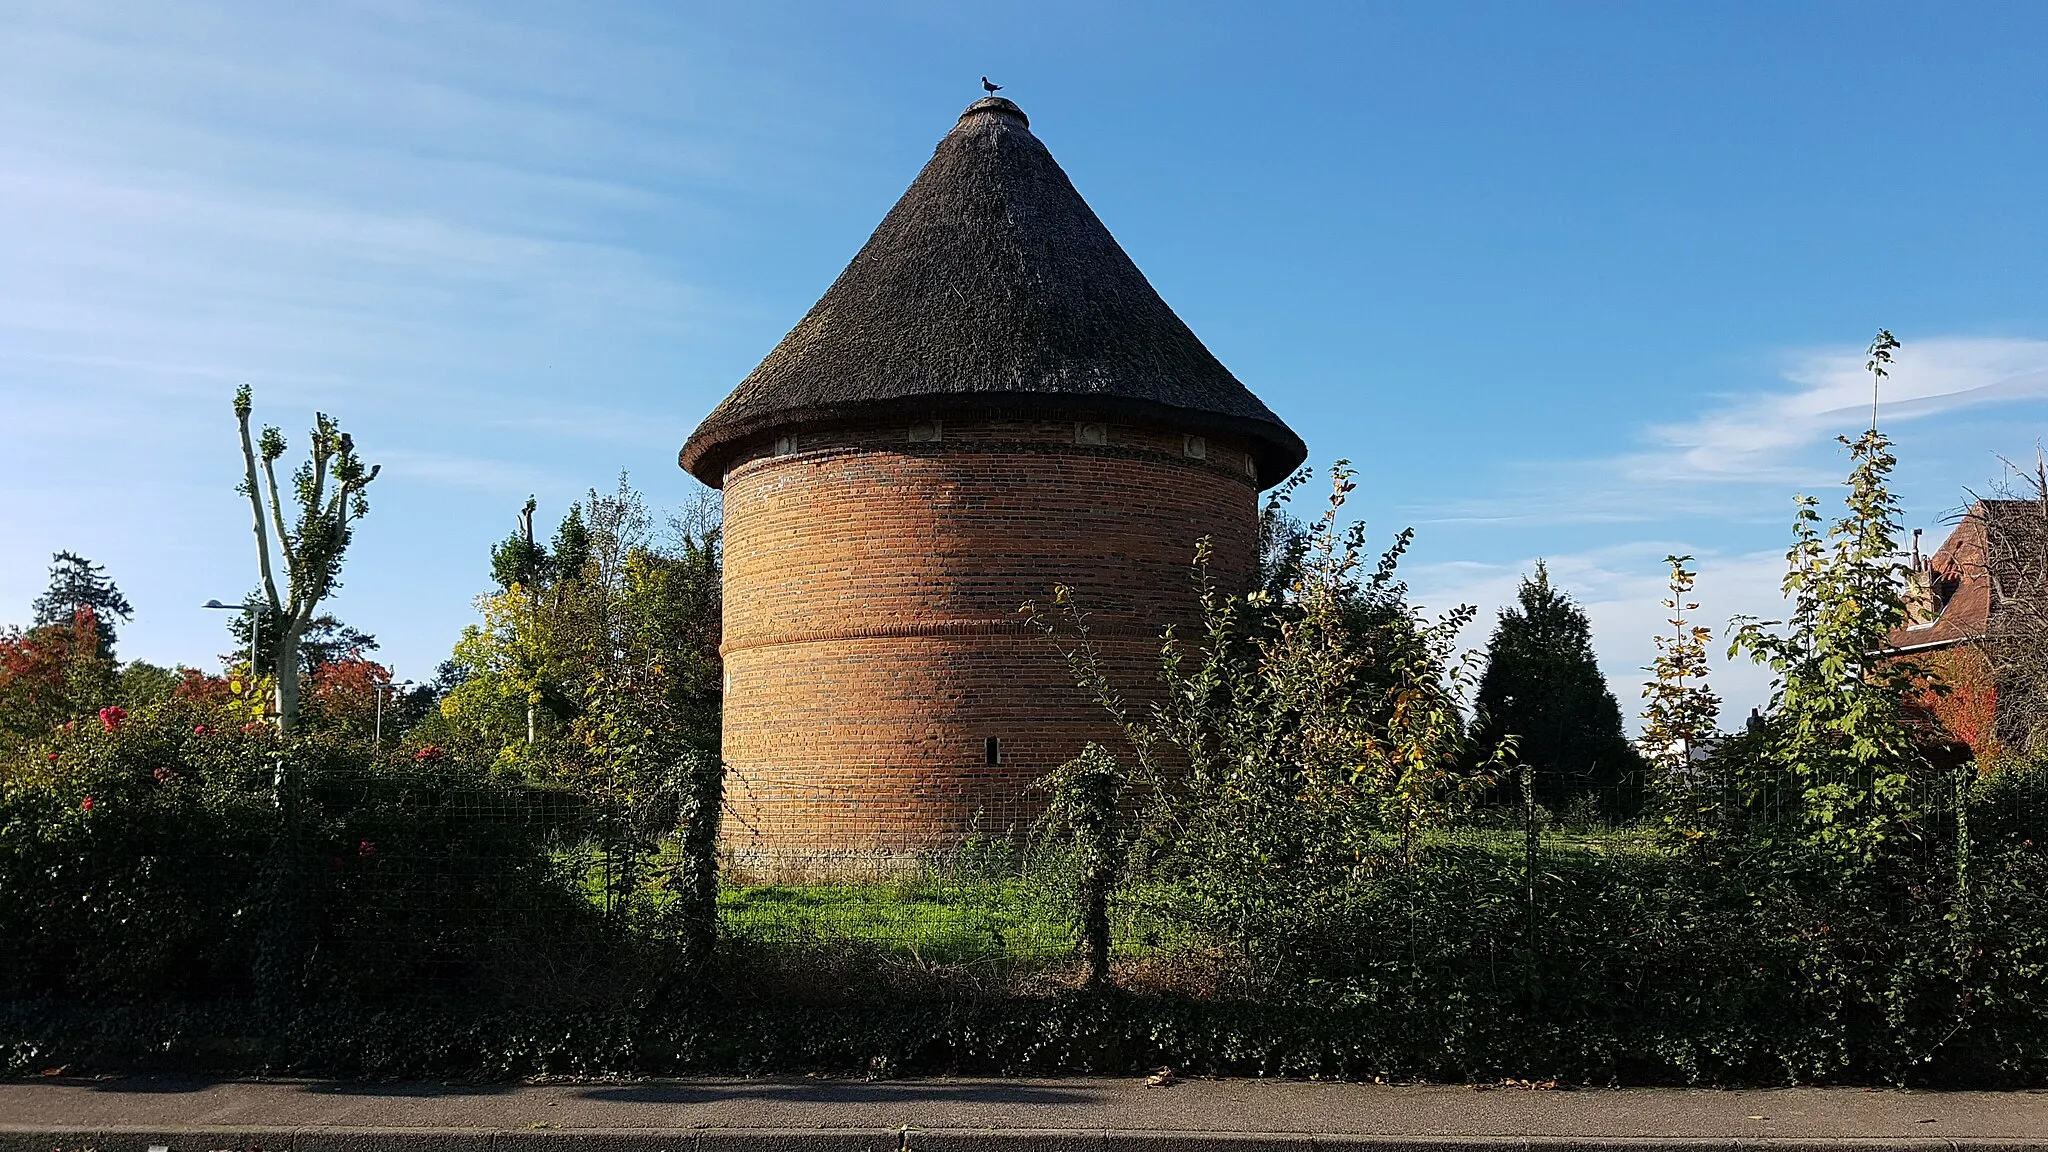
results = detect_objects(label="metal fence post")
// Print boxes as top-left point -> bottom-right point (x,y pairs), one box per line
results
1522,762 -> 1540,1007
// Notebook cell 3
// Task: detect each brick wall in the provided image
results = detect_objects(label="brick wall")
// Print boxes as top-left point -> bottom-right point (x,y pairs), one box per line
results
719,413 -> 1261,858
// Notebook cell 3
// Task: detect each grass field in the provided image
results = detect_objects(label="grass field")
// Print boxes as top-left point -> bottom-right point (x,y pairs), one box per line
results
717,879 -> 1076,963
711,827 -> 1668,962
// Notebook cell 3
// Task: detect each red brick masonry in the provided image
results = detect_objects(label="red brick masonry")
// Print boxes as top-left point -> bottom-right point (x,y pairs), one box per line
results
719,414 -> 1258,859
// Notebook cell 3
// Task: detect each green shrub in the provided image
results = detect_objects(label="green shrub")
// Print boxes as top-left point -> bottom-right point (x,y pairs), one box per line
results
0,697 -> 606,1008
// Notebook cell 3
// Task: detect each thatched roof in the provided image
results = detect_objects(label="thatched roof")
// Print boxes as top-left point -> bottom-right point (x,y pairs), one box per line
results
680,97 -> 1306,486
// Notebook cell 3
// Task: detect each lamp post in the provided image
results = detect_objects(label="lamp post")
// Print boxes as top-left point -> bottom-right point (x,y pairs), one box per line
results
202,598 -> 262,679
374,678 -> 415,749
206,599 -> 283,793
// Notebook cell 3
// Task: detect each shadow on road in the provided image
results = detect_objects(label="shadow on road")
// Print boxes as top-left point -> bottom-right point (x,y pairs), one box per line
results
581,1080 -> 1103,1106
293,1081 -> 524,1098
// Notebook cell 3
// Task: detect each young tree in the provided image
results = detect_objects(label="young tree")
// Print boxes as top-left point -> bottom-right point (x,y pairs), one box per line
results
1730,331 -> 1929,858
31,553 -> 133,661
1470,563 -> 1647,819
1641,554 -> 1722,780
1641,555 -> 1724,831
233,384 -> 380,733
447,480 -> 725,948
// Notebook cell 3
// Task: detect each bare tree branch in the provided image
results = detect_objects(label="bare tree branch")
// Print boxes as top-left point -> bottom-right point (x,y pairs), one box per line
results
234,386 -> 283,617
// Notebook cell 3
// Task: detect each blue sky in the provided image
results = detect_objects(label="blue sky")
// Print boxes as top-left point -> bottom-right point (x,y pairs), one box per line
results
2,1 -> 2044,726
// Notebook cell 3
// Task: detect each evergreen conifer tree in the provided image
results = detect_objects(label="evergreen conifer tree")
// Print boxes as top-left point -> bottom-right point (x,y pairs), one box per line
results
30,552 -> 132,661
1472,563 -> 1647,818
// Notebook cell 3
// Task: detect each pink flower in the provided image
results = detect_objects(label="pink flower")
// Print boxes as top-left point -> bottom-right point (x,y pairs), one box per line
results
80,796 -> 94,812
46,753 -> 58,763
98,706 -> 127,733
153,767 -> 174,784
193,725 -> 208,736
412,745 -> 444,763
357,840 -> 376,857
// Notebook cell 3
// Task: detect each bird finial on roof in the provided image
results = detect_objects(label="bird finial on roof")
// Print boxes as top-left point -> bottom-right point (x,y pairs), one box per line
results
981,76 -> 1002,94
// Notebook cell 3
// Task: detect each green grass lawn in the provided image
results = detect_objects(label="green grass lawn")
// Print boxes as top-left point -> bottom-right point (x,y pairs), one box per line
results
718,880 -> 1076,963
600,824 -> 1670,967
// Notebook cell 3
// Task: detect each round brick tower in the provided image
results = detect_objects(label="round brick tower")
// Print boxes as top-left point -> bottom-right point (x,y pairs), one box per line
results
680,97 -> 1305,861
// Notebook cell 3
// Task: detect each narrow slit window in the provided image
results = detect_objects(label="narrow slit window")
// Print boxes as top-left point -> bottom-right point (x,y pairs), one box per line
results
984,736 -> 1001,766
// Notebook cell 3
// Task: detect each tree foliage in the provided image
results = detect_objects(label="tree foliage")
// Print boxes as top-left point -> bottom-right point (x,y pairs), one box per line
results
0,609 -> 114,754
1641,554 -> 1723,822
435,480 -> 725,949
31,553 -> 132,661
232,384 -> 380,732
221,601 -> 377,681
1727,331 -> 1932,858
1470,563 -> 1647,820
1034,462 -> 1502,986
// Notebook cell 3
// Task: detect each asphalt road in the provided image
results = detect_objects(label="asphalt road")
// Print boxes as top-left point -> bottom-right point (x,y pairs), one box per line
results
4,1075 -> 2047,1151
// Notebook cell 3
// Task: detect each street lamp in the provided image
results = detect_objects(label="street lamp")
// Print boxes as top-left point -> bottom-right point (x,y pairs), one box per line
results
206,599 -> 283,794
202,599 -> 263,678
374,678 -> 416,749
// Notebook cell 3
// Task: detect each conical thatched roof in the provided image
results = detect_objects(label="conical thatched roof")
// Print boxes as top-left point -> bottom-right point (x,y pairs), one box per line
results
680,97 -> 1306,486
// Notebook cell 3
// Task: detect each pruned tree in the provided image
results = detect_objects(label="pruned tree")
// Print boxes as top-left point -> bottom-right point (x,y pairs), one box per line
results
1033,741 -> 1128,985
220,600 -> 377,680
233,384 -> 380,732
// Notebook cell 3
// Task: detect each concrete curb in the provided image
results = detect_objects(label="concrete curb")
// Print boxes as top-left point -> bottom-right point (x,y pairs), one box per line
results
0,1129 -> 2027,1152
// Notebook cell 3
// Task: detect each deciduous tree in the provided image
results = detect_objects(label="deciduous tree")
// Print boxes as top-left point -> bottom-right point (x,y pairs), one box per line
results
1730,331 -> 1930,858
0,607 -> 114,753
232,384 -> 380,733
1641,555 -> 1722,820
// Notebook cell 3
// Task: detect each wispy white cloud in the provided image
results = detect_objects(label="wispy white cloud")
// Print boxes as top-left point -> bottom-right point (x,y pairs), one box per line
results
1414,335 -> 2048,526
1639,336 -> 2048,485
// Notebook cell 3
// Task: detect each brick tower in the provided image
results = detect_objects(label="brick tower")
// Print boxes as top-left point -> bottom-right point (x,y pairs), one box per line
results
680,97 -> 1305,861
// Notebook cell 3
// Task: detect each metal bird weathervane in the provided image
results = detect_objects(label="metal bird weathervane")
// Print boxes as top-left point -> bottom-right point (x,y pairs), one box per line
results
981,76 -> 1002,94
